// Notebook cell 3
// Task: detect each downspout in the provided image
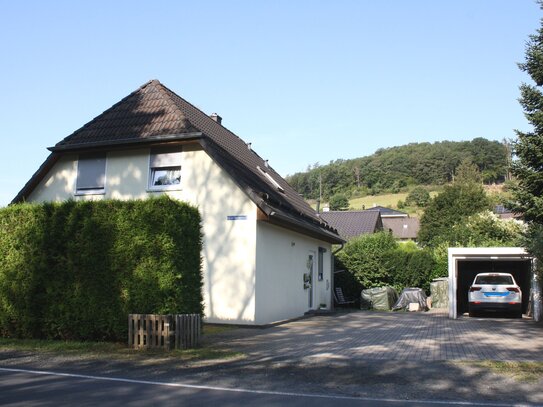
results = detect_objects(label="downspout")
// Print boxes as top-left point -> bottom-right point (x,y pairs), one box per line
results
333,243 -> 344,256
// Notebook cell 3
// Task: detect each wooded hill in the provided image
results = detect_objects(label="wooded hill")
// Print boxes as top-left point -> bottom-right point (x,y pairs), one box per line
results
286,138 -> 509,200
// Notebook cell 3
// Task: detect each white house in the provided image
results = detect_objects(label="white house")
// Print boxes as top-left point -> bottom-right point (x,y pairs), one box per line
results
13,80 -> 343,325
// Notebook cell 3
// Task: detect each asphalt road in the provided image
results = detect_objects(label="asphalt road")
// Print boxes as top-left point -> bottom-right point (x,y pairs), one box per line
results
0,368 -> 528,407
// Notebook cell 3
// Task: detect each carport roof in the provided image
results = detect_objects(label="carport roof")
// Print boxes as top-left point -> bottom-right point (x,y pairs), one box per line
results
448,247 -> 530,258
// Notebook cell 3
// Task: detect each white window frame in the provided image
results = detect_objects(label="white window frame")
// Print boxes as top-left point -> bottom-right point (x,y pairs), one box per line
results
148,147 -> 183,191
75,153 -> 107,196
257,166 -> 285,193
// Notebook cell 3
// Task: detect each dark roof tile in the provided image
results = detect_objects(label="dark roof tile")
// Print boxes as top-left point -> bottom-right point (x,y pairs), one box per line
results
365,206 -> 408,217
382,218 -> 420,240
14,80 -> 342,244
319,211 -> 382,240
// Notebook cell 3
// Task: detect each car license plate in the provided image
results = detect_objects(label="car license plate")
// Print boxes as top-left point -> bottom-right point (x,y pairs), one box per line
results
483,292 -> 508,297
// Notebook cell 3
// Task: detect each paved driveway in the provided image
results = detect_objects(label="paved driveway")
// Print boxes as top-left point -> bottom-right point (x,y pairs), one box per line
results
207,310 -> 543,362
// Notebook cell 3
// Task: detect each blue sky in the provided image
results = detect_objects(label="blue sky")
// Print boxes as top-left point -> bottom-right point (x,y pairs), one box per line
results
0,1 -> 540,206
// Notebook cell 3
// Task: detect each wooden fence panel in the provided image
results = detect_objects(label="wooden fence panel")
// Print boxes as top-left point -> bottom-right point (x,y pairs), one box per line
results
174,314 -> 201,349
128,314 -> 200,350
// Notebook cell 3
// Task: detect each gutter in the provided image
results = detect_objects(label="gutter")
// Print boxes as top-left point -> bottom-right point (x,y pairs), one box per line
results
49,132 -> 203,152
333,243 -> 345,256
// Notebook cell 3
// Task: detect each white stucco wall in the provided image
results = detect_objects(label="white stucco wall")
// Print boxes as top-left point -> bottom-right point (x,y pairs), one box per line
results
27,145 -> 258,324
28,155 -> 79,201
255,222 -> 332,325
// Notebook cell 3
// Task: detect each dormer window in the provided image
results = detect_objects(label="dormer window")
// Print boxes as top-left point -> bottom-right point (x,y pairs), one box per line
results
257,166 -> 285,193
76,153 -> 106,195
149,147 -> 182,190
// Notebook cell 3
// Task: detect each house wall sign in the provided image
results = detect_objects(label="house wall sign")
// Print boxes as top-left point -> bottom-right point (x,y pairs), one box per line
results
227,215 -> 247,221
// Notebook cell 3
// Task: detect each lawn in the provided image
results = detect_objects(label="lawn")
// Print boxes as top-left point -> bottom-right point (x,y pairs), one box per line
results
349,193 -> 410,211
0,330 -> 244,363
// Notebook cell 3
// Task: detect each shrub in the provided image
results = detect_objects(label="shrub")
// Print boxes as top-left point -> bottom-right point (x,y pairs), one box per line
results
329,193 -> 349,211
337,232 -> 398,288
0,197 -> 202,341
382,242 -> 435,293
338,235 -> 437,295
405,186 -> 431,207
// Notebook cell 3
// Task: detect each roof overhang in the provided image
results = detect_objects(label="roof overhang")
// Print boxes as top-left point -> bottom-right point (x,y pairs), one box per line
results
48,132 -> 203,152
257,200 -> 344,244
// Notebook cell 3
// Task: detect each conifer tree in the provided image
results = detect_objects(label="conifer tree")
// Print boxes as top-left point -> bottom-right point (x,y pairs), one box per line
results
510,2 -> 543,224
509,2 -> 543,321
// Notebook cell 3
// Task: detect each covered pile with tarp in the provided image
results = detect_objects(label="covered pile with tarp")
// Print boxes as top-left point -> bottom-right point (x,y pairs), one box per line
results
430,278 -> 449,309
361,286 -> 398,311
392,288 -> 428,312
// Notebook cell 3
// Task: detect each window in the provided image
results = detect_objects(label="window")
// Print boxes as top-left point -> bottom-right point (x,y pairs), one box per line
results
318,247 -> 326,281
149,147 -> 182,189
257,166 -> 285,193
475,274 -> 513,285
76,153 -> 106,194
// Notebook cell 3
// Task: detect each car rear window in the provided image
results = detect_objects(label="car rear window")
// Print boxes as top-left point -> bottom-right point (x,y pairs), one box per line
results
474,275 -> 514,285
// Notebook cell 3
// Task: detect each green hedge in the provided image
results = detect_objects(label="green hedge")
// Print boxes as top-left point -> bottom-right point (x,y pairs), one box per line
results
384,242 -> 436,293
0,196 -> 202,341
336,234 -> 437,296
337,232 -> 398,289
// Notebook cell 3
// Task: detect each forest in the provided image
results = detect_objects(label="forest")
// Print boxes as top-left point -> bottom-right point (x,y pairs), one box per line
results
285,137 -> 509,200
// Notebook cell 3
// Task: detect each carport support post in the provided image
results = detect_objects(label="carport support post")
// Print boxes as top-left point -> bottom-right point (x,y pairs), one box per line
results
532,259 -> 541,322
447,249 -> 457,319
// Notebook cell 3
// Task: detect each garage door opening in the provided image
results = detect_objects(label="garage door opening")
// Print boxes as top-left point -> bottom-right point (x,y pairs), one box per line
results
455,259 -> 532,316
448,248 -> 541,321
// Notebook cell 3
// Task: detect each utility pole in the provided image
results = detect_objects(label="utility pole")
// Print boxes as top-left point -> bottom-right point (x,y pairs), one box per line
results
319,172 -> 322,203
503,138 -> 512,181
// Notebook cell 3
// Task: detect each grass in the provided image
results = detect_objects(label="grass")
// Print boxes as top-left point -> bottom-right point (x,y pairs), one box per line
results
202,323 -> 239,335
0,337 -> 124,353
0,336 -> 244,362
349,193 -> 410,211
309,189 -> 441,215
465,361 -> 543,382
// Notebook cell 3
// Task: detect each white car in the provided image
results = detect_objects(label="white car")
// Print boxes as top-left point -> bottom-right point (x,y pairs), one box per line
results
468,272 -> 522,318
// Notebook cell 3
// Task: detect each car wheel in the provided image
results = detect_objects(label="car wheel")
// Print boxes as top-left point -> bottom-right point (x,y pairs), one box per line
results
469,309 -> 477,318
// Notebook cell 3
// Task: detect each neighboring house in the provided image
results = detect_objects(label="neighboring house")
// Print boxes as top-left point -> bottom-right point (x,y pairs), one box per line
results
13,80 -> 343,325
318,210 -> 383,240
365,205 -> 408,218
382,217 -> 420,242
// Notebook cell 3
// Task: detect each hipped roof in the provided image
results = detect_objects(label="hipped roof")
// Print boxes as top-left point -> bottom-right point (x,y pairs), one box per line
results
13,80 -> 342,244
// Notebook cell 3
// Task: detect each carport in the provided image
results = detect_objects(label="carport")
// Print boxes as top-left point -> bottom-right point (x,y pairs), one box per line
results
448,247 -> 541,321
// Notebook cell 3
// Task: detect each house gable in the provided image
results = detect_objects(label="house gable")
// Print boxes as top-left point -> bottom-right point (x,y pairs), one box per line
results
13,80 -> 342,244
382,217 -> 420,240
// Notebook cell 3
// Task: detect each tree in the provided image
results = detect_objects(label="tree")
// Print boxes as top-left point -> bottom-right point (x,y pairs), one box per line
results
447,211 -> 525,247
405,186 -> 431,207
454,158 -> 482,184
418,177 -> 490,247
329,193 -> 349,211
509,2 -> 543,310
509,2 -> 543,226
286,138 -> 508,199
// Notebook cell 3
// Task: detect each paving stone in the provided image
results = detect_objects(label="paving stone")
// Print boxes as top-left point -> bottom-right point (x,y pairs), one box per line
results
207,309 -> 543,362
